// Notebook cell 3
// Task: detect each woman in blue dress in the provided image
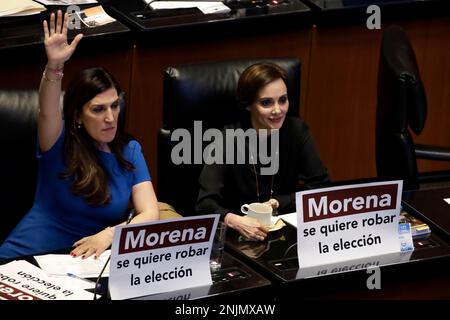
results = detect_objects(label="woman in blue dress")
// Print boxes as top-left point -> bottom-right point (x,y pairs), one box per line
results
0,11 -> 159,260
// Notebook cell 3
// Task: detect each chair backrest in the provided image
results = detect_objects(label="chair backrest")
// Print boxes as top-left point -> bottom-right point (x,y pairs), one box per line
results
375,25 -> 427,191
0,90 -> 127,243
157,57 -> 301,216
0,90 -> 39,244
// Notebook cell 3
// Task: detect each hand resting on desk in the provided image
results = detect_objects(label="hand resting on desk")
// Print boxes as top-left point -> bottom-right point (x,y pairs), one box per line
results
225,213 -> 268,241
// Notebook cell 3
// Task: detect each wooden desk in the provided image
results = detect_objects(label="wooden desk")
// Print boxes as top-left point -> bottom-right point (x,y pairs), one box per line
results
226,188 -> 450,299
0,250 -> 272,301
402,187 -> 450,243
135,252 -> 273,301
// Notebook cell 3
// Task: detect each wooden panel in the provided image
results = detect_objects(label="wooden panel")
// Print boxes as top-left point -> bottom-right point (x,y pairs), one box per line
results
307,18 -> 450,183
129,29 -> 312,188
2,16 -> 448,189
306,25 -> 382,182
0,48 -> 133,101
407,19 -> 450,173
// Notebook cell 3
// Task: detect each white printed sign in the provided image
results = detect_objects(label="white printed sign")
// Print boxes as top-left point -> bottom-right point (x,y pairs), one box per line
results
134,284 -> 211,300
296,250 -> 413,279
296,181 -> 404,268
0,260 -> 95,300
109,215 -> 219,300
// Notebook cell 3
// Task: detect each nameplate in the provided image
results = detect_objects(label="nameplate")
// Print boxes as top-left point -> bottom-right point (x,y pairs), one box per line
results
135,284 -> 211,301
109,214 -> 219,300
296,250 -> 413,279
296,181 -> 405,268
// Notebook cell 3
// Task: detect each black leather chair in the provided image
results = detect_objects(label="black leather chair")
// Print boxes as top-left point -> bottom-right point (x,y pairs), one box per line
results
0,90 -> 127,244
157,57 -> 301,216
376,25 -> 450,191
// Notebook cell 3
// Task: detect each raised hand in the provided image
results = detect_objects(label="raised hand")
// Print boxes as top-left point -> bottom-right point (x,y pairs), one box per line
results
43,10 -> 83,68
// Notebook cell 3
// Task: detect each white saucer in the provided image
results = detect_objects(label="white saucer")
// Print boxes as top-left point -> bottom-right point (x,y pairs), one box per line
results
267,217 -> 286,232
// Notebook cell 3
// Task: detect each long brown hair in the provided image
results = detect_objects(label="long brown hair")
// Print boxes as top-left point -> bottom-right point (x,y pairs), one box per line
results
62,67 -> 134,206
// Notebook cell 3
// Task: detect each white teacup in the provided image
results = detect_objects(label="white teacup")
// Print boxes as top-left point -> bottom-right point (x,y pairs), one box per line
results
241,202 -> 273,226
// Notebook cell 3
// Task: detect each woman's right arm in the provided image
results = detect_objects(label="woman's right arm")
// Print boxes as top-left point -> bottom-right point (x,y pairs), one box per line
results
39,10 -> 83,152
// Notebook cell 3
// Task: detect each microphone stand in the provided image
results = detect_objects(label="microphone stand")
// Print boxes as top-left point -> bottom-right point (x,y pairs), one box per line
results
281,242 -> 297,264
93,209 -> 135,300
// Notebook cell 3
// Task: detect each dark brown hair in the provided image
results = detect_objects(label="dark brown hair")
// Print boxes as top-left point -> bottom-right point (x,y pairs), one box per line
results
62,67 -> 134,206
237,62 -> 288,110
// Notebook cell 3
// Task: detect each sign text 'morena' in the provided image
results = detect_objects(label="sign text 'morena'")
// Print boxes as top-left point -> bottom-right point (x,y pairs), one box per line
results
118,218 -> 214,254
303,184 -> 398,222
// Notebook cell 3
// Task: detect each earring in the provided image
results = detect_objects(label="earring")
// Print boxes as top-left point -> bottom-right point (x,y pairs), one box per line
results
76,123 -> 81,129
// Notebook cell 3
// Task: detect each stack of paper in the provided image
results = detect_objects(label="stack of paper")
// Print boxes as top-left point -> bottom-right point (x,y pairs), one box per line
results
399,210 -> 431,238
0,0 -> 45,17
37,1 -> 98,5
149,1 -> 231,15
76,5 -> 116,28
0,260 -> 95,300
279,212 -> 297,228
34,249 -> 111,277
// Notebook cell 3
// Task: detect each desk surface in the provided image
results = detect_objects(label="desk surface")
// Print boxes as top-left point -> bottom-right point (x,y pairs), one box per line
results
106,0 -> 312,32
304,0 -> 450,26
4,250 -> 272,301
402,187 -> 450,242
1,0 -> 448,52
227,224 -> 450,282
0,7 -> 131,52
226,189 -> 450,298
134,251 -> 272,300
305,0 -> 446,10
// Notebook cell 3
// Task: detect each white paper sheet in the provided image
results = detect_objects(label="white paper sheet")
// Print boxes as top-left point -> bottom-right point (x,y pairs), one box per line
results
278,212 -> 297,228
0,0 -> 45,17
36,0 -> 98,5
76,5 -> 115,27
0,260 -> 96,300
148,1 -> 231,14
51,274 -> 97,289
34,249 -> 111,278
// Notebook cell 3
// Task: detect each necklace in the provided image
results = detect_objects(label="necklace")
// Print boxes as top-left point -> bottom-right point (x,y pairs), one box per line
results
250,150 -> 278,203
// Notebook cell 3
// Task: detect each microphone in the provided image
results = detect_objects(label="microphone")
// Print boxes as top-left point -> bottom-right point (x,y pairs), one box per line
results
281,242 -> 297,263
93,209 -> 135,300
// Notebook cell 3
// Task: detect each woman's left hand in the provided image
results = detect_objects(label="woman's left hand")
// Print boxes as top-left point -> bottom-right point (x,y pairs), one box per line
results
71,227 -> 114,259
